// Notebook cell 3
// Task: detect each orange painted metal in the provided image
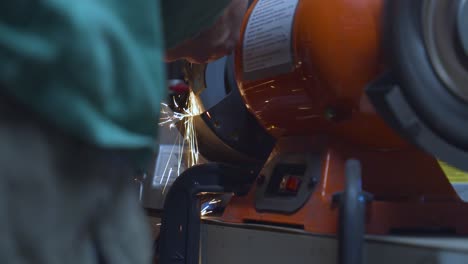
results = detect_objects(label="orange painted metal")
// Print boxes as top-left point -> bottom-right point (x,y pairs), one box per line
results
218,0 -> 468,235
235,0 -> 405,149
220,138 -> 468,235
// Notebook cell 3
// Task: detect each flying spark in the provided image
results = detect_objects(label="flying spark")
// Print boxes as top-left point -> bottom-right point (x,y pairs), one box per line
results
201,198 -> 222,216
158,91 -> 203,194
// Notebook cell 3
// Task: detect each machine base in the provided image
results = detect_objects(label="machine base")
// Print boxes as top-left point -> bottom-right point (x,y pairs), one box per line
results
220,137 -> 468,235
200,220 -> 468,264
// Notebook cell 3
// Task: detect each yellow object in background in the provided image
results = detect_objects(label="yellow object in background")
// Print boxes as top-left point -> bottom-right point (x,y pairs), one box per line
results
440,161 -> 468,183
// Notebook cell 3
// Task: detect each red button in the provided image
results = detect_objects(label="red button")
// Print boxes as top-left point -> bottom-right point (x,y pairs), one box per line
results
285,176 -> 301,192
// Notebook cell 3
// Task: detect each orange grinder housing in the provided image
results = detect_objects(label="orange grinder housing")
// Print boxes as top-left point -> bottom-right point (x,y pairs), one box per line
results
235,0 -> 403,148
219,0 -> 468,235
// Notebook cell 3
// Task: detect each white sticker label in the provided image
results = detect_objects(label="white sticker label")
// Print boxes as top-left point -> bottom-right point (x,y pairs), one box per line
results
243,0 -> 299,79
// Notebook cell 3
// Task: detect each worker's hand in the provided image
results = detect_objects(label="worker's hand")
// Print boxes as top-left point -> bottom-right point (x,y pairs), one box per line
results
165,0 -> 249,63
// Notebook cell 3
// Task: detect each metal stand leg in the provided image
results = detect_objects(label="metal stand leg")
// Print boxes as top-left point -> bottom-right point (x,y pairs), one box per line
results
158,163 -> 255,264
336,160 -> 373,264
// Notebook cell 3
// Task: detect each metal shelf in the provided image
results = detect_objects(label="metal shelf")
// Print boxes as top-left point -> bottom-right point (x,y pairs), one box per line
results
200,220 -> 468,264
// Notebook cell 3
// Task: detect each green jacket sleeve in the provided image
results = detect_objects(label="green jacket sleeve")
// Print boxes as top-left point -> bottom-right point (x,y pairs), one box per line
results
0,0 -> 165,157
161,0 -> 232,49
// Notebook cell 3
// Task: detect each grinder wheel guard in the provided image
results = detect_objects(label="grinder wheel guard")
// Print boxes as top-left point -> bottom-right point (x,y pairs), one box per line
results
167,56 -> 275,166
369,0 -> 468,170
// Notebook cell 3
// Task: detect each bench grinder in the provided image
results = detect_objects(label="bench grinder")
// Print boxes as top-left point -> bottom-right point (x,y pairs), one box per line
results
158,0 -> 468,263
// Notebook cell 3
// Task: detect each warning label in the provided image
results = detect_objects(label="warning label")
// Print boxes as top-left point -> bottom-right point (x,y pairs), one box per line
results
243,0 -> 299,80
439,161 -> 468,183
